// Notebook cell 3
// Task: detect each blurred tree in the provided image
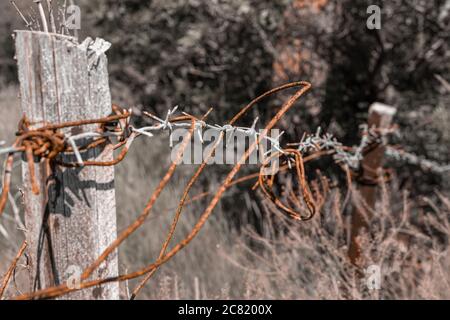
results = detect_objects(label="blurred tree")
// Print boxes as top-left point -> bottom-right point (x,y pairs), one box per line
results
84,0 -> 290,126
1,0 -> 447,195
272,0 -> 450,193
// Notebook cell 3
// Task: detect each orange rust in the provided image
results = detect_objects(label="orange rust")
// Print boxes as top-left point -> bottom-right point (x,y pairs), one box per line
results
3,81 -> 390,300
0,241 -> 27,298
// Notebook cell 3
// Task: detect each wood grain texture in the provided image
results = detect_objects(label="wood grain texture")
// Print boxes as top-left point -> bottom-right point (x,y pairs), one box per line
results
15,31 -> 119,299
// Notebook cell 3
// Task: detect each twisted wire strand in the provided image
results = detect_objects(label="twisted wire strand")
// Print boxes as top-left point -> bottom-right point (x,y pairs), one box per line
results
8,82 -> 313,299
0,81 -> 427,300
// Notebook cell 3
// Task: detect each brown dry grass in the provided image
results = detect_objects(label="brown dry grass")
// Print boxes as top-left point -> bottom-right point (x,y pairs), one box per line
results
0,85 -> 25,288
1,86 -> 450,299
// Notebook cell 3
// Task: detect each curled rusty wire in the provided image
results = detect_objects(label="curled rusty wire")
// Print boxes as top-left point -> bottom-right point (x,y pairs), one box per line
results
0,81 -> 387,300
1,81 -> 308,299
258,149 -> 316,221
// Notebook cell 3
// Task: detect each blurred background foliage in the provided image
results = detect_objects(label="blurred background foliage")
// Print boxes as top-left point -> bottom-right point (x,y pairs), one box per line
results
0,0 -> 449,193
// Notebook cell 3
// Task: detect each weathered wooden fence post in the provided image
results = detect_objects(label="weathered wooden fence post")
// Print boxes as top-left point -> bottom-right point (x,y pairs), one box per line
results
14,30 -> 119,299
348,102 -> 396,267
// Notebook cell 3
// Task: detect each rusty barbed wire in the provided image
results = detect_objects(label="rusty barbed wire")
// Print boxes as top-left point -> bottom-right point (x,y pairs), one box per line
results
0,80 -> 445,299
0,81 -> 314,299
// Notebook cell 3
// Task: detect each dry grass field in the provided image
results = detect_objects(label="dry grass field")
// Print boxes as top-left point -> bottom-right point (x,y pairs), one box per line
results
1,84 -> 449,299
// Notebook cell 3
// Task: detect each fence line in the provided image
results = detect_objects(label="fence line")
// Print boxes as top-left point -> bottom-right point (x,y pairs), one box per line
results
1,2 -> 449,300
1,80 -> 449,299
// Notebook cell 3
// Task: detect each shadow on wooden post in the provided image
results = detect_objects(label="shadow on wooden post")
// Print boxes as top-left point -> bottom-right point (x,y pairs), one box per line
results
14,30 -> 119,299
348,103 -> 397,268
